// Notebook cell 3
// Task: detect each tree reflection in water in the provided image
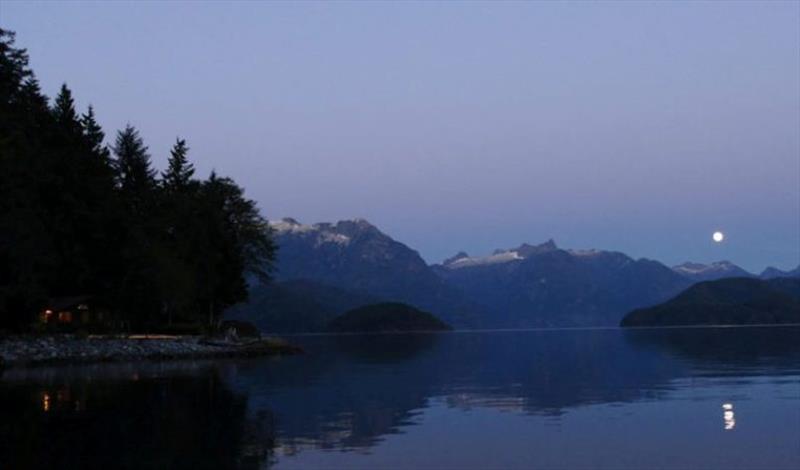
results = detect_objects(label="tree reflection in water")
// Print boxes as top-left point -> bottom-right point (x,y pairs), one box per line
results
0,361 -> 275,469
1,327 -> 798,468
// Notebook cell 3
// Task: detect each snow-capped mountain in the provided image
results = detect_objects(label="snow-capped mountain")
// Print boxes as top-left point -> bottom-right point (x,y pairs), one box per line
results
434,240 -> 690,327
232,217 -> 786,331
671,261 -> 754,282
440,240 -> 558,270
262,218 -> 483,327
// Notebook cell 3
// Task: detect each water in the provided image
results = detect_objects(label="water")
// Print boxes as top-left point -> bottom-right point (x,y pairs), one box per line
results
1,327 -> 799,469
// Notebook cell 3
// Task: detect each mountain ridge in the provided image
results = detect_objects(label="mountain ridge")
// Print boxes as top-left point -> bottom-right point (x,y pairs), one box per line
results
227,217 -> 799,331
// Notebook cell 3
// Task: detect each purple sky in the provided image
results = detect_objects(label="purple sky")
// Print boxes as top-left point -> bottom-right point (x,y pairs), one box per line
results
3,1 -> 798,272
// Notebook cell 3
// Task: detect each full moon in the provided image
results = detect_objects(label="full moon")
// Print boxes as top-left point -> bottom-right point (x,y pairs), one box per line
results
713,231 -> 725,243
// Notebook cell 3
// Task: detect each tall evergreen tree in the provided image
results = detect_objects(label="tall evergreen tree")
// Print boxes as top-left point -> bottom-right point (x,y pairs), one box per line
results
162,138 -> 195,189
52,83 -> 80,132
81,105 -> 110,159
192,173 -> 276,325
1,28 -> 277,332
112,125 -> 156,195
0,29 -> 31,104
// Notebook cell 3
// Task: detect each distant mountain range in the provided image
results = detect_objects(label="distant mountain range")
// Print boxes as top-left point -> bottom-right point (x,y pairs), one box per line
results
227,217 -> 799,332
671,261 -> 800,281
433,241 -> 692,327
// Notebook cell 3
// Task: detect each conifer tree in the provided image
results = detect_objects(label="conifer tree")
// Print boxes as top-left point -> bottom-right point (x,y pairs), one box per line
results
0,28 -> 277,331
112,124 -> 156,195
52,83 -> 79,131
81,105 -> 110,159
162,138 -> 195,189
0,29 -> 31,104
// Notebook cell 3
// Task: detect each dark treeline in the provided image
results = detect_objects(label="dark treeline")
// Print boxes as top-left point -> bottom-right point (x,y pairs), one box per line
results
0,29 -> 276,331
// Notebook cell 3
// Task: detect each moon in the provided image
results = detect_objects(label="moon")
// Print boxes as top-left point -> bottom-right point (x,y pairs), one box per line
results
713,231 -> 725,243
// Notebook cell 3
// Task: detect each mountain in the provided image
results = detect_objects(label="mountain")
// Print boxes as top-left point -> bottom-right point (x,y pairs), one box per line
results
760,265 -> 800,279
621,277 -> 800,327
671,261 -> 754,282
262,218 -> 482,328
229,217 -> 785,330
327,302 -> 451,333
433,241 -> 692,327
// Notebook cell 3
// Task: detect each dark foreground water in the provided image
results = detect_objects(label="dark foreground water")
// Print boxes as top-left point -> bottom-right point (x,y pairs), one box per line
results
1,327 -> 799,469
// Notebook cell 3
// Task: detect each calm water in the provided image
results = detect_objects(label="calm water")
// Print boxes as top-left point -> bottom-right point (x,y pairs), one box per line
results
1,327 -> 799,469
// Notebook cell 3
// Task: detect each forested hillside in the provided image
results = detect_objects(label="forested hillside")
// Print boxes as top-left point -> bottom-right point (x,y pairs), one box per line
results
0,29 -> 275,331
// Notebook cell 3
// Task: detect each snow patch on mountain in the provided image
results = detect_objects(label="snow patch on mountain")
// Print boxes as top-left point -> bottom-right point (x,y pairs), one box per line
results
269,218 -> 352,246
446,250 -> 523,269
269,218 -> 315,234
672,262 -> 714,275
671,261 -> 754,281
673,261 -> 737,274
442,240 -> 561,269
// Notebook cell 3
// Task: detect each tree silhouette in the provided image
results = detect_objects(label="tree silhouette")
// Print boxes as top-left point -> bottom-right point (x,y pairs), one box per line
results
162,138 -> 195,190
0,28 -> 276,331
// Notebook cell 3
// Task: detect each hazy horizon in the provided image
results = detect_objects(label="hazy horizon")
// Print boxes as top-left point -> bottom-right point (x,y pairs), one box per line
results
4,1 -> 798,271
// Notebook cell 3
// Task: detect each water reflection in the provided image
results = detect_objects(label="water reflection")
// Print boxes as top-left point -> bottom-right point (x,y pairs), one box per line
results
723,403 -> 735,430
622,326 -> 800,376
0,361 -> 275,469
1,327 -> 798,469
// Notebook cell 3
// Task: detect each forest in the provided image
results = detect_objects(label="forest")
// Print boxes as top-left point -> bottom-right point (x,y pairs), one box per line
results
0,29 -> 276,332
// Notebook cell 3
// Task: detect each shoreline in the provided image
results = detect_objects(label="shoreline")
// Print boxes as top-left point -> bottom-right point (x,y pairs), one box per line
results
0,334 -> 302,369
280,322 -> 800,337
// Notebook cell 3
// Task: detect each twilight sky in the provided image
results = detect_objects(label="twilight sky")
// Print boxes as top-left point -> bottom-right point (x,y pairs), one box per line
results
3,1 -> 798,271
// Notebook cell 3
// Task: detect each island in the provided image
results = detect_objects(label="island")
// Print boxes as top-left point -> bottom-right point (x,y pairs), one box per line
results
327,302 -> 452,333
620,277 -> 800,327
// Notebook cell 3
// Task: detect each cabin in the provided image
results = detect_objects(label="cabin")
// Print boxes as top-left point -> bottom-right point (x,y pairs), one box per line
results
38,295 -> 109,330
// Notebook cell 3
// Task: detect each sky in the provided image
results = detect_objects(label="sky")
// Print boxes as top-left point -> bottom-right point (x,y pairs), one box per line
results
3,1 -> 798,272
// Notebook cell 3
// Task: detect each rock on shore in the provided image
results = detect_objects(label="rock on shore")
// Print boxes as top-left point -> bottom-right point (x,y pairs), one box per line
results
0,335 -> 301,368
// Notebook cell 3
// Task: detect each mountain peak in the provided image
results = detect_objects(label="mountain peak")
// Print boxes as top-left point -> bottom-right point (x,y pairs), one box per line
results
270,217 -> 381,235
270,218 -> 314,234
333,218 -> 381,237
672,260 -> 753,281
514,239 -> 558,257
441,239 -> 560,269
443,251 -> 470,265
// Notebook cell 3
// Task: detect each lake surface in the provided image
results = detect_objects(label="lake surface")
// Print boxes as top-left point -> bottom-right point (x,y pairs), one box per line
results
1,327 -> 799,469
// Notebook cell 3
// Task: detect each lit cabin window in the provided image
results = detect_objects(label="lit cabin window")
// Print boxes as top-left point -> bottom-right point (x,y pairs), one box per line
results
40,309 -> 54,322
57,311 -> 73,323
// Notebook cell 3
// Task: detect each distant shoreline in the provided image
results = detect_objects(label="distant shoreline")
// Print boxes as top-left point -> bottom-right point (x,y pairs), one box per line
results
0,335 -> 302,369
282,323 -> 800,337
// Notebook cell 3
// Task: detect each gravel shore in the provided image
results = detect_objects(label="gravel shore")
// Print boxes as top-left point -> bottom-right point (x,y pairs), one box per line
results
0,335 -> 301,368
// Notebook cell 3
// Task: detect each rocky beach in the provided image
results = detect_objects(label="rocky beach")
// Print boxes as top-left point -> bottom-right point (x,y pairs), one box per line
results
0,335 -> 301,368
